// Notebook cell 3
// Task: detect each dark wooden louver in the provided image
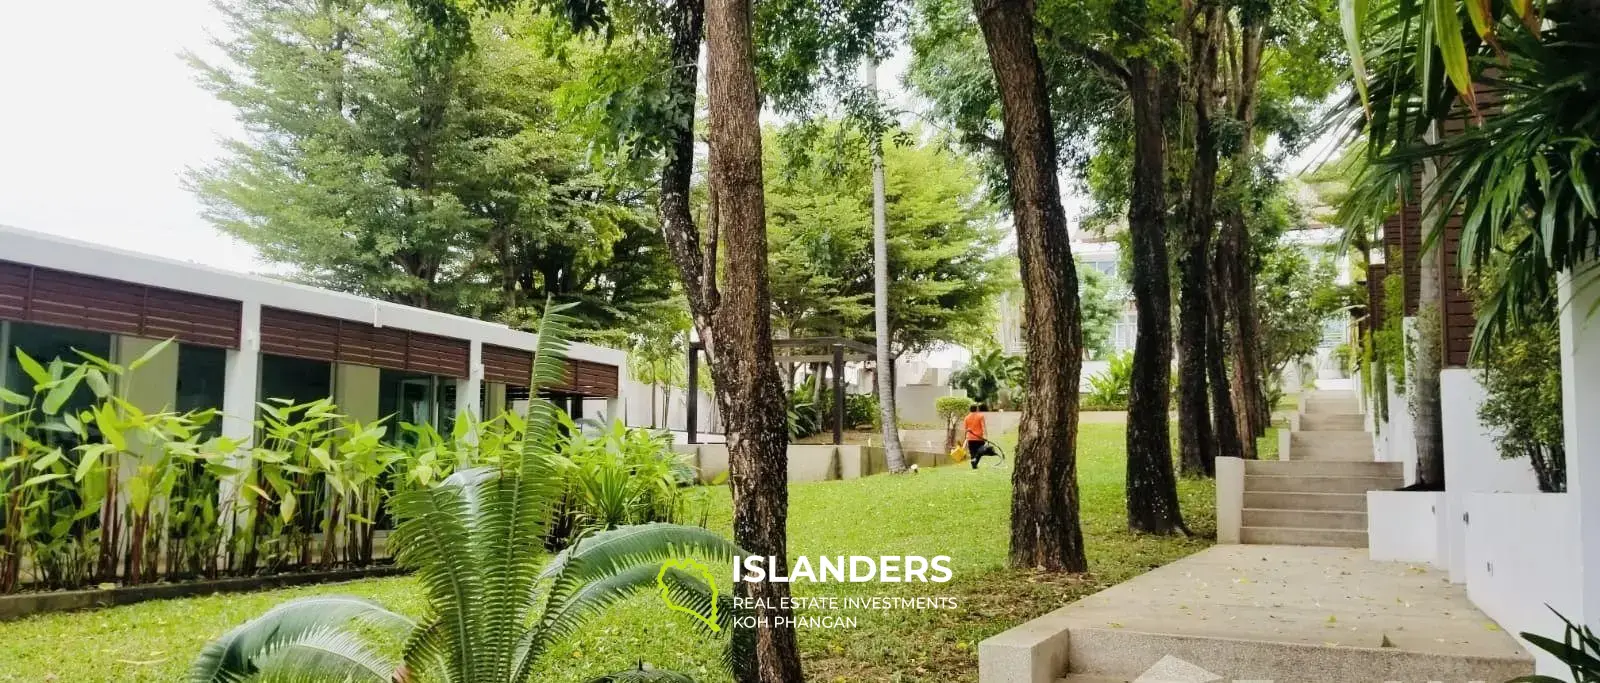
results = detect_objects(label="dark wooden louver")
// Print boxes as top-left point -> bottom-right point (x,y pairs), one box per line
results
259,307 -> 469,378
481,344 -> 617,397
0,260 -> 242,348
482,344 -> 533,386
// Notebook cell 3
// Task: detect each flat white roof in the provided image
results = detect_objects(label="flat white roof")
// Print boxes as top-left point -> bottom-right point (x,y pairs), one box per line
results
0,224 -> 624,366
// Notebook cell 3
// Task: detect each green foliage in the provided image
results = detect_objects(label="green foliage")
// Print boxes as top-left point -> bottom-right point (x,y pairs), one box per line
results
186,306 -> 742,683
1077,260 -> 1124,359
934,396 -> 975,422
1084,351 -> 1135,410
1334,0 -> 1599,355
3,423 -> 1221,683
1373,273 -> 1407,394
1515,610 -> 1600,683
950,348 -> 1025,410
1,341 -> 233,592
187,1 -> 675,334
1256,240 -> 1347,397
1473,264 -> 1566,493
764,123 -> 1012,353
549,420 -> 701,550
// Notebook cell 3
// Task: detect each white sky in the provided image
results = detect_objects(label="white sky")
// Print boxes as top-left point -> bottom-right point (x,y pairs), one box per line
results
0,2 -> 1307,279
0,0 -> 262,272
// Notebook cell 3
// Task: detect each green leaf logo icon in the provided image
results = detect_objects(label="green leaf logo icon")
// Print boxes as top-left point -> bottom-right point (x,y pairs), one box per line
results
657,558 -> 722,633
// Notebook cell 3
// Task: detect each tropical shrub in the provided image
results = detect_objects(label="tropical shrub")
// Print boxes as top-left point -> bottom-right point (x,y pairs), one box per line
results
935,395 -> 974,451
951,348 -> 1024,409
0,341 -> 235,591
548,418 -> 701,549
1084,351 -> 1134,410
1473,267 -> 1566,493
187,305 -> 744,683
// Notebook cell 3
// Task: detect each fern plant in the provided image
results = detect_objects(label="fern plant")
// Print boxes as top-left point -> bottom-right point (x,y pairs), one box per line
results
187,305 -> 746,683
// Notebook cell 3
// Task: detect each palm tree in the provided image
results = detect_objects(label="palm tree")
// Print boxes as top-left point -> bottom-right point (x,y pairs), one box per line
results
187,306 -> 746,683
951,348 -> 1026,409
1336,0 -> 1600,491
1337,0 -> 1600,350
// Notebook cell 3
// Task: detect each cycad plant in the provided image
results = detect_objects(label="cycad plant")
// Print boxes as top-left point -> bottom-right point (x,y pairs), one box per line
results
188,305 -> 746,683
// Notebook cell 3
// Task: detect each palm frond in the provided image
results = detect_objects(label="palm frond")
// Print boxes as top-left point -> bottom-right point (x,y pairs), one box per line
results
186,596 -> 410,683
387,481 -> 487,681
586,664 -> 699,682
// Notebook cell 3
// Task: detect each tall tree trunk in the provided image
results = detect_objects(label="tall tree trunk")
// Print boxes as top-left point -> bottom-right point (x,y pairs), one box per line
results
972,0 -> 1089,572
865,60 -> 909,473
1413,158 -> 1446,489
1125,59 -> 1187,534
1222,22 -> 1269,445
1176,7 -> 1222,478
700,0 -> 804,677
1207,264 -> 1242,466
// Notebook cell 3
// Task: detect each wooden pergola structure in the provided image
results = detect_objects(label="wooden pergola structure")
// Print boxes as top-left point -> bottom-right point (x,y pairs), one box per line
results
686,336 -> 880,445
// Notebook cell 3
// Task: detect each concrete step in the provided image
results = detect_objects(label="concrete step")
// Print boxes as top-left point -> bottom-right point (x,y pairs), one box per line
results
1288,431 -> 1375,462
1304,398 -> 1360,414
1246,474 -> 1400,494
1241,525 -> 1368,547
1055,676 -> 1127,683
1244,491 -> 1368,512
1245,459 -> 1401,477
1298,412 -> 1365,431
1243,507 -> 1367,530
1059,626 -> 1530,683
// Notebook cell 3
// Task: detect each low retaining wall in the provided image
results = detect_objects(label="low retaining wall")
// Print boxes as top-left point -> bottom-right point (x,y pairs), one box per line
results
1367,490 -> 1444,565
1464,492 -> 1579,677
0,564 -> 407,622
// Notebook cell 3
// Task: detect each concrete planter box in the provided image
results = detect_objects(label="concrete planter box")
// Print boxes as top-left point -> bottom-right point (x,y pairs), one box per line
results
0,564 -> 407,622
1367,490 -> 1444,565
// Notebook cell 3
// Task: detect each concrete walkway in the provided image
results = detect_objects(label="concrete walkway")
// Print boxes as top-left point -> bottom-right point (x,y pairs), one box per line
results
981,545 -> 1532,682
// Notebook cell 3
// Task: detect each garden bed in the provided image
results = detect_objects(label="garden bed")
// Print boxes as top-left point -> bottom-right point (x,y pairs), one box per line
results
0,563 -> 405,622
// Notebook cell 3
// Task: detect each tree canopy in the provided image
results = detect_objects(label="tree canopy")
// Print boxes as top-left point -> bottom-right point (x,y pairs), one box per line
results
763,124 -> 1012,354
188,2 -> 677,335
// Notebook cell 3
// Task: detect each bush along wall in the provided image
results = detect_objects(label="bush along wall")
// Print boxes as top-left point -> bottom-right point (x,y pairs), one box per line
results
0,344 -> 696,594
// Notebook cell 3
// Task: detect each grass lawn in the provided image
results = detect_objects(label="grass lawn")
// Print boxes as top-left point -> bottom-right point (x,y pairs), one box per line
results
0,423 -> 1223,683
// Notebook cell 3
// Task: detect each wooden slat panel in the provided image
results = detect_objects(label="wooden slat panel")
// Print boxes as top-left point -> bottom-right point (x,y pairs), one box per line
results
260,308 -> 340,362
406,331 -> 468,378
142,288 -> 241,348
1399,169 -> 1424,316
572,360 -> 619,398
0,260 -> 243,348
0,262 -> 31,320
482,344 -> 532,386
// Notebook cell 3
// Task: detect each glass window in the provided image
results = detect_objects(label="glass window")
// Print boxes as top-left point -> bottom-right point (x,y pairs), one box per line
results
378,369 -> 447,443
3,321 -> 112,415
259,354 -> 332,405
177,344 -> 227,437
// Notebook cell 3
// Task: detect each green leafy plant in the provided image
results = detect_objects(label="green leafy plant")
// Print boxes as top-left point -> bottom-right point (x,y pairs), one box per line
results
1513,610 -> 1600,683
549,418 -> 699,550
950,348 -> 1024,410
187,304 -> 746,683
1084,352 -> 1135,410
935,395 -> 975,451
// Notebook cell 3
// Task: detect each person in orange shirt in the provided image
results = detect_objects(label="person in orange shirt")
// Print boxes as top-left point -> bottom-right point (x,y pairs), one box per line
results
963,404 -> 990,469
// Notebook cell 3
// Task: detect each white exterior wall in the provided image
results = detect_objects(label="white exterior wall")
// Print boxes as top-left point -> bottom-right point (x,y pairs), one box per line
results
1439,368 -> 1541,583
1558,269 -> 1600,635
1465,493 -> 1580,677
1367,491 -> 1443,565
